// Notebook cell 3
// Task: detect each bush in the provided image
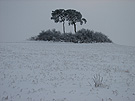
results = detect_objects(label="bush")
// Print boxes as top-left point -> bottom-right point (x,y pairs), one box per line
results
76,29 -> 112,43
92,74 -> 103,87
30,28 -> 112,43
36,29 -> 61,41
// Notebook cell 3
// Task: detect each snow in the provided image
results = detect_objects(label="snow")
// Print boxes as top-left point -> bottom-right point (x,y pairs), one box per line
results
0,41 -> 135,101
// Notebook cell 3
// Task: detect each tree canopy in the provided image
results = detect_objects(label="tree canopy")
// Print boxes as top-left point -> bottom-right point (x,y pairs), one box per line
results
51,9 -> 87,33
51,9 -> 66,33
65,9 -> 87,33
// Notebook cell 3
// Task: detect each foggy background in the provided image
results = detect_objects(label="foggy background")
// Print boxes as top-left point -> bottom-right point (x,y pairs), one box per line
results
0,0 -> 135,46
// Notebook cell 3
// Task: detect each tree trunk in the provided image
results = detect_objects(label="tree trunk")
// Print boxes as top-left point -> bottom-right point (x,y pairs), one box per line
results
63,22 -> 65,34
73,23 -> 77,33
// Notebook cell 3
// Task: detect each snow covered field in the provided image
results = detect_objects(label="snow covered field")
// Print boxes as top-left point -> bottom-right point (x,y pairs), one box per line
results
0,41 -> 135,101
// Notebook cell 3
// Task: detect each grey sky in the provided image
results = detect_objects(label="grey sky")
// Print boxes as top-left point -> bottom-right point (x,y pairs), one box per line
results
0,0 -> 135,46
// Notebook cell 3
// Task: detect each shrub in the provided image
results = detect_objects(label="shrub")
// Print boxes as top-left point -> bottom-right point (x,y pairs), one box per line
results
76,29 -> 112,43
92,74 -> 103,87
35,29 -> 61,41
30,28 -> 112,43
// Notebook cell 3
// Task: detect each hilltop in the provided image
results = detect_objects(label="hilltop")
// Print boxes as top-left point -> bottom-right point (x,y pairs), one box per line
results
0,42 -> 135,101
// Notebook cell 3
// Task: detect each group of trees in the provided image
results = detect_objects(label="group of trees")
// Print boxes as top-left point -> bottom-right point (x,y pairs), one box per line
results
30,9 -> 112,43
51,9 -> 87,33
30,29 -> 112,43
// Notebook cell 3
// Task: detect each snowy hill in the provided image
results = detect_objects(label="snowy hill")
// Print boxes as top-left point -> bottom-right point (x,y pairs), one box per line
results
0,41 -> 135,101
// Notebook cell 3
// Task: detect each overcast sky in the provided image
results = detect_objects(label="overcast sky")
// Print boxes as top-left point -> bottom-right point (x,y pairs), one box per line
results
0,0 -> 135,46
